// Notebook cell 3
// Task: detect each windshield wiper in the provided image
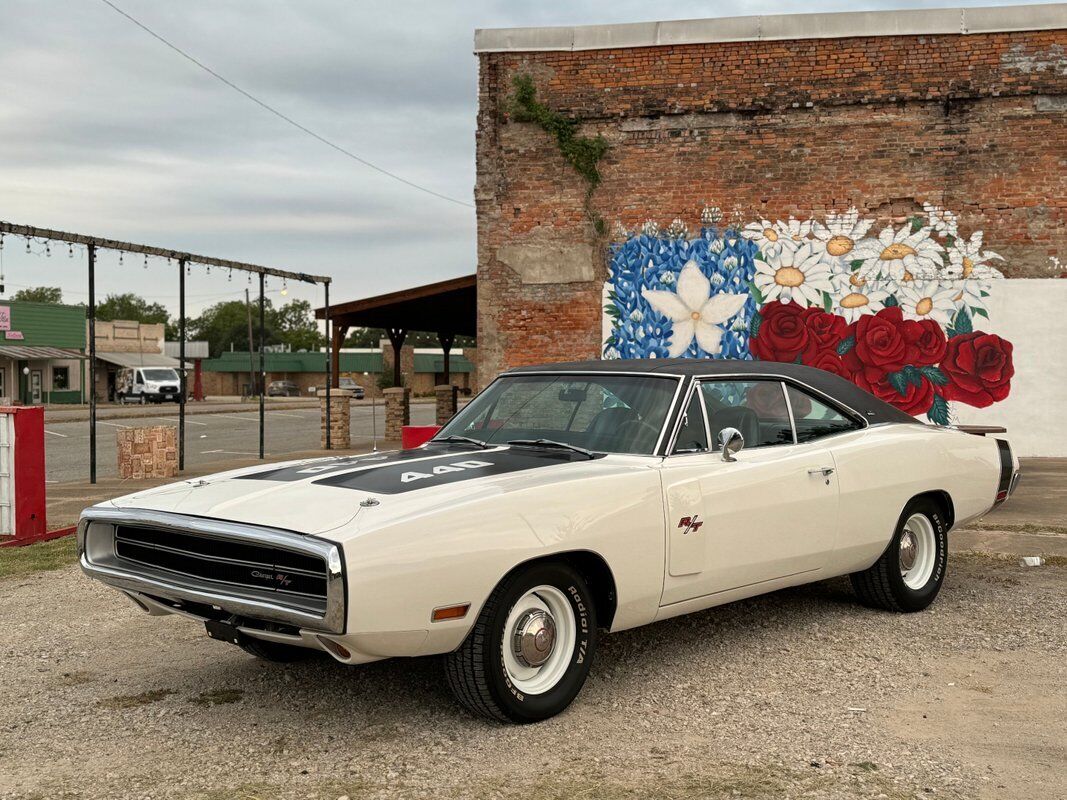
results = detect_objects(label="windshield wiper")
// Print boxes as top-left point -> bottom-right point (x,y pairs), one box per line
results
435,435 -> 490,449
506,439 -> 596,459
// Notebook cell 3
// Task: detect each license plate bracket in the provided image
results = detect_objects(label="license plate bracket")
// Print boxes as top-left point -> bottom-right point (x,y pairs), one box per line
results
205,619 -> 244,645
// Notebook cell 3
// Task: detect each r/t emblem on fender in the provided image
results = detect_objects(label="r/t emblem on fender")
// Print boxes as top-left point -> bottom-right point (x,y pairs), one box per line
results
678,515 -> 704,535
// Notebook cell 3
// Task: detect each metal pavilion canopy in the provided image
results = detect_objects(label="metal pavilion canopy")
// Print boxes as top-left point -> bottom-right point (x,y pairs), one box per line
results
316,274 -> 475,387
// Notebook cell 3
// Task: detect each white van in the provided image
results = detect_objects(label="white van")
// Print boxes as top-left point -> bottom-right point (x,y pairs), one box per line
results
116,367 -> 182,404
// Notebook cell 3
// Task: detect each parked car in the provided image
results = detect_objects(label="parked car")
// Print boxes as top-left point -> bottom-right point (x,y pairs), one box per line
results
78,359 -> 1019,722
316,376 -> 365,399
115,367 -> 181,404
266,380 -> 300,397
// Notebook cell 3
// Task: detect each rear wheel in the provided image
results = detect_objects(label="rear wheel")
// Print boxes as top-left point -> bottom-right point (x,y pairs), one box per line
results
445,562 -> 597,723
851,497 -> 948,612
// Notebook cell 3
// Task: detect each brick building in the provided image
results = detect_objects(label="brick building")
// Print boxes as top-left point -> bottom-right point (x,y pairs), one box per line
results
473,4 -> 1067,455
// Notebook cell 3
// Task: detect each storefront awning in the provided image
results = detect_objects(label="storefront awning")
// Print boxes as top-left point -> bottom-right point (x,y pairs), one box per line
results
0,346 -> 85,360
94,352 -> 181,369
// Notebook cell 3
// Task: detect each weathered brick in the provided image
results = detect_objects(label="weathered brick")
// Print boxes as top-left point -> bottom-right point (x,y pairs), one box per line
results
475,29 -> 1067,381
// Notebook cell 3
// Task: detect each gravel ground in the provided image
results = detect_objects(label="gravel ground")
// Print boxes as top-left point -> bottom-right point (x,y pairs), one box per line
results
1,554 -> 1064,800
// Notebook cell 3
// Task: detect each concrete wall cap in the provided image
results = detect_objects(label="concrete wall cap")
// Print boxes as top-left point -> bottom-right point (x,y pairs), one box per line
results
474,4 -> 1067,52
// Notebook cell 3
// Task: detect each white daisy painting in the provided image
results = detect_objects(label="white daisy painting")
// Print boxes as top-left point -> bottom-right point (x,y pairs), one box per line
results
753,242 -> 835,307
851,224 -> 945,282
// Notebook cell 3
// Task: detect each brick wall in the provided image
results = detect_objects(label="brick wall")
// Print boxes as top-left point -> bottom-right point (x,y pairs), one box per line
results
475,28 -> 1067,379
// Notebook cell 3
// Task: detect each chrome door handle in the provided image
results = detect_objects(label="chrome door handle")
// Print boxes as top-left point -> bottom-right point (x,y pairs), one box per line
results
807,467 -> 834,476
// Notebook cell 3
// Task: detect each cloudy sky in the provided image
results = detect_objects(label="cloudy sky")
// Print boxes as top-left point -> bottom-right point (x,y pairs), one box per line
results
0,0 -> 1040,318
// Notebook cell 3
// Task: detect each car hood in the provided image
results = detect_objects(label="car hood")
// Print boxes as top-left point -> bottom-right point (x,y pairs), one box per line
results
104,443 -> 648,538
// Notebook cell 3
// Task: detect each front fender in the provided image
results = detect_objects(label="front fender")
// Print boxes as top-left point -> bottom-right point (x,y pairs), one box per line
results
334,464 -> 665,657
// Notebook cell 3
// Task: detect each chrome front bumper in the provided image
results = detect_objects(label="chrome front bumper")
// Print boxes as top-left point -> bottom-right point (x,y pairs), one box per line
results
77,506 -> 346,634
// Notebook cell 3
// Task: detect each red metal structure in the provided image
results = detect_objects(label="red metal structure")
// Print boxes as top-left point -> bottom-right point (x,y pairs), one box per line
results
0,405 -> 47,545
401,425 -> 440,450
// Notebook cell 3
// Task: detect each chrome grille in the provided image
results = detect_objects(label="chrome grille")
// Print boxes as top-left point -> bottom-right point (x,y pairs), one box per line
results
78,507 -> 345,633
114,525 -> 328,612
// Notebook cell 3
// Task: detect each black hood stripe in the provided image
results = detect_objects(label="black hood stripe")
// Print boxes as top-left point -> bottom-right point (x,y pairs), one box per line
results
234,443 -> 509,484
313,446 -> 600,494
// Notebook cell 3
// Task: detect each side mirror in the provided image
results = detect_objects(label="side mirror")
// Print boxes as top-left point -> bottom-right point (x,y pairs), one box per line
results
718,427 -> 744,462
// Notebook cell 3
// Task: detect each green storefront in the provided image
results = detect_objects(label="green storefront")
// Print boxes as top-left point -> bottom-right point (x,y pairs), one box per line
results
0,300 -> 87,405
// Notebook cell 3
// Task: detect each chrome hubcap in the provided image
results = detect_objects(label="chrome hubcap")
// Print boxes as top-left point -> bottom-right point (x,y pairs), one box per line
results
501,586 -> 576,696
900,513 -> 937,590
899,528 -> 917,571
512,610 -> 556,667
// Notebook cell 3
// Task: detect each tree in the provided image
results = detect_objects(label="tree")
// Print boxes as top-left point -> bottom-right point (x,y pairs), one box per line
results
343,327 -> 475,348
97,293 -> 171,325
190,299 -> 281,358
273,299 -> 325,352
12,286 -> 63,304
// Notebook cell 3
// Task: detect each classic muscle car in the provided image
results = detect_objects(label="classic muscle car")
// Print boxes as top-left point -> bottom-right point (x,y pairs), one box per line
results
78,359 -> 1020,722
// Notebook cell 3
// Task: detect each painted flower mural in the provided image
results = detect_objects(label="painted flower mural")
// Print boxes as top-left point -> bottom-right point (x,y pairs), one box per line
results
603,206 -> 1014,424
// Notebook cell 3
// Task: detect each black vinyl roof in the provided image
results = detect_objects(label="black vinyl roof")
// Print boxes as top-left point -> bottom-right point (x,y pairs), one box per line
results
505,358 -> 920,426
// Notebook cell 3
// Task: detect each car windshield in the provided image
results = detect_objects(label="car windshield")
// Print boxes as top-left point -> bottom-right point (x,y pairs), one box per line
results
141,369 -> 178,382
435,373 -> 678,455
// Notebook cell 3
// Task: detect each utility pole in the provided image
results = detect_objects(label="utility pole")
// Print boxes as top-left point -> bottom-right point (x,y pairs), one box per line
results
245,288 -> 256,397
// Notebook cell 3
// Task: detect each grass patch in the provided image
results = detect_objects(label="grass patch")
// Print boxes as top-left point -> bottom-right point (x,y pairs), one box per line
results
190,688 -> 244,706
956,550 -> 1067,567
97,688 -> 173,710
0,535 -> 78,579
965,521 -> 1067,535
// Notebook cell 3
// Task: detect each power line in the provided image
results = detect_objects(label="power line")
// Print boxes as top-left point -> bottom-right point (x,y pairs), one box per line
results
97,0 -> 474,209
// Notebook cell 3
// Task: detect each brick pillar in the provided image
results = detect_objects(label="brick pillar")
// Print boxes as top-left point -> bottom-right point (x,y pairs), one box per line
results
435,384 -> 458,425
116,426 -> 178,479
320,389 -> 352,449
383,387 -> 410,441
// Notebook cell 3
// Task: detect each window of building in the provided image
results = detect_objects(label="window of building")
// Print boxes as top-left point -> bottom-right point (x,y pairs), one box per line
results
53,366 -> 70,391
786,385 -> 863,442
700,380 -> 794,449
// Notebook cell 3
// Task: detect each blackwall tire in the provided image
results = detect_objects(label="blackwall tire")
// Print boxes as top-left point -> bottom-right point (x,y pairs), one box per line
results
238,637 -> 313,663
850,497 -> 948,613
445,562 -> 598,723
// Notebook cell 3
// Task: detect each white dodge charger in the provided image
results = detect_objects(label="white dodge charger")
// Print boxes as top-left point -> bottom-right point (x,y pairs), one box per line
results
78,360 -> 1020,722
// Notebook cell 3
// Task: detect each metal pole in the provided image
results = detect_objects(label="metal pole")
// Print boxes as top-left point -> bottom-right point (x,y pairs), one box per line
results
258,272 -> 265,460
178,258 -> 186,471
88,243 -> 97,484
245,288 -> 255,396
324,282 -> 331,451
371,396 -> 377,452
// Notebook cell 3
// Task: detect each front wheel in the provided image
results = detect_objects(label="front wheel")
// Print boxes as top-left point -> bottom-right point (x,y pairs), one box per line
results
850,497 -> 948,613
445,562 -> 597,723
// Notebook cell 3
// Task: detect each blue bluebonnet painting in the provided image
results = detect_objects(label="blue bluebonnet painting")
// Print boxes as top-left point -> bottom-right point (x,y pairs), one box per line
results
603,227 -> 759,360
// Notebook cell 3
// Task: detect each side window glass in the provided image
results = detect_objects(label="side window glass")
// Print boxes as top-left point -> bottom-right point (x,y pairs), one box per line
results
787,385 -> 862,442
701,381 -> 793,449
673,391 -> 708,453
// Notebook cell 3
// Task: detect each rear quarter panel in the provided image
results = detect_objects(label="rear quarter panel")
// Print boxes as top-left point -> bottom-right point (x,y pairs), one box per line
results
829,423 -> 1000,575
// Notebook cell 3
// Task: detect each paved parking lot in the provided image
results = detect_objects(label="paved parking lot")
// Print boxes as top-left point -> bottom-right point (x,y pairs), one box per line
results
44,403 -> 437,483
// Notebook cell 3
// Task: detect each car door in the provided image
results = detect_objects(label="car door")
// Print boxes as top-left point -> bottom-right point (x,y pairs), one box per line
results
659,379 -> 841,607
